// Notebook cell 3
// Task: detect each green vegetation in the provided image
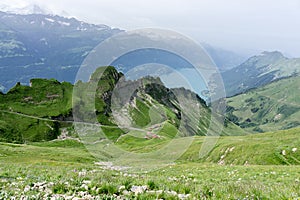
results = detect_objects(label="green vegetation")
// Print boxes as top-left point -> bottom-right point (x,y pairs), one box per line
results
0,111 -> 60,143
227,75 -> 300,132
1,66 -> 300,198
0,127 -> 300,199
0,79 -> 73,117
130,98 -> 151,127
0,66 -> 245,144
181,127 -> 300,165
2,160 -> 300,199
0,79 -> 73,143
222,51 -> 300,96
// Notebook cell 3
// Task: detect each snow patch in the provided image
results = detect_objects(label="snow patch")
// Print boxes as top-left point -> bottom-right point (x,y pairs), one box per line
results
45,18 -> 55,23
77,27 -> 87,31
58,21 -> 70,26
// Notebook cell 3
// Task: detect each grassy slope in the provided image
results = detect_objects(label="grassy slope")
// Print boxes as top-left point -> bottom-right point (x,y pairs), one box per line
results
226,75 -> 300,133
0,127 -> 300,199
115,125 -> 300,165
0,66 -> 247,144
0,79 -> 73,117
181,127 -> 300,165
0,79 -> 73,143
0,111 -> 60,143
222,51 -> 300,96
1,125 -> 298,166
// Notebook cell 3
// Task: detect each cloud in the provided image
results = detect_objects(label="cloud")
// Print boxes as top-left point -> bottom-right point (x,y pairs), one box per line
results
1,0 -> 29,8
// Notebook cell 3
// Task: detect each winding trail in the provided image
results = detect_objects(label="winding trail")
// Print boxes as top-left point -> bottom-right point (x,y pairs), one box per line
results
0,109 -> 166,136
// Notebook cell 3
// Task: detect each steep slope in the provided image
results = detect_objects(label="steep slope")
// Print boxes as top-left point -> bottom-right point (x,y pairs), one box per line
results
222,51 -> 300,96
0,66 -> 245,143
0,79 -> 73,143
226,75 -> 300,133
0,11 -> 121,92
0,11 -> 248,94
0,79 -> 73,117
74,66 -> 214,143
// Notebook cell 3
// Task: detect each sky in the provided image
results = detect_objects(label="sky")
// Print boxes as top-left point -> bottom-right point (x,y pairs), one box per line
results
2,0 -> 300,57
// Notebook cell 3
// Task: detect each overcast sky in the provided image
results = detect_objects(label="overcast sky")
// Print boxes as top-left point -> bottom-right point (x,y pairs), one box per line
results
2,0 -> 300,57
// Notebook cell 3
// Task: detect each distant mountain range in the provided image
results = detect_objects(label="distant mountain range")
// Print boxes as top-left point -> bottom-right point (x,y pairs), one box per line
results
0,11 -> 245,93
2,11 -> 299,101
218,50 -> 300,132
201,43 -> 247,72
0,3 -> 68,16
0,4 -> 48,15
222,51 -> 300,96
1,8 -> 300,141
0,11 -> 122,92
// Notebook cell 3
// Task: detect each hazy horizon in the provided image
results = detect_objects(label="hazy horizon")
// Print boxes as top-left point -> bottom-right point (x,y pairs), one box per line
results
1,0 -> 300,57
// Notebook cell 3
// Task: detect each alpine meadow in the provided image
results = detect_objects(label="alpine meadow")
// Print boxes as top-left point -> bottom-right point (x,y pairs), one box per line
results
0,2 -> 300,199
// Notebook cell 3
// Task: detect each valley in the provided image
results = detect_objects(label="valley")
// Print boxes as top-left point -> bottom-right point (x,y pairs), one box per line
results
0,7 -> 300,199
0,65 -> 299,199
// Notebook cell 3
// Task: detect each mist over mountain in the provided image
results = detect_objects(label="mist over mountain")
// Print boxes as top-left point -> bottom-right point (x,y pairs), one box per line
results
0,3 -> 67,16
222,51 -> 300,96
0,11 -> 245,94
1,10 -> 298,100
0,11 -> 121,92
201,43 -> 247,72
1,2 -> 300,199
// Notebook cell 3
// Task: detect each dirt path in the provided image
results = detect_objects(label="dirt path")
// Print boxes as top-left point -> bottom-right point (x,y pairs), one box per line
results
0,109 -> 165,133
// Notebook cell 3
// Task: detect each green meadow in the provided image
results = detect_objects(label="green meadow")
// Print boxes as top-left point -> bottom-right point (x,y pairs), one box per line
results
1,127 -> 299,199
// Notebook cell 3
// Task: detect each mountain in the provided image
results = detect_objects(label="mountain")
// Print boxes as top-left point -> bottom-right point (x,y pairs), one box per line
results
0,78 -> 73,143
0,3 -> 53,15
222,51 -> 300,96
0,66 -> 244,143
0,11 -> 122,92
226,75 -> 300,133
0,11 -> 247,94
201,43 -> 247,72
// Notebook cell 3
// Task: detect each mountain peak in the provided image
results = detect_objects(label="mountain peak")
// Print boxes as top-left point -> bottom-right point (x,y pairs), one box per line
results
246,50 -> 286,65
222,50 -> 300,96
260,51 -> 285,59
0,3 -> 65,17
22,4 -> 49,15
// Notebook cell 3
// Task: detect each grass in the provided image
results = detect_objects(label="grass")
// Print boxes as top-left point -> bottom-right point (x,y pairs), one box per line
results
227,75 -> 300,132
115,123 -> 175,153
0,79 -> 73,118
0,66 -> 248,144
0,111 -> 60,143
2,162 -> 300,199
1,66 -> 299,198
182,128 -> 300,165
114,126 -> 300,165
0,128 -> 299,198
130,98 -> 152,127
0,78 -> 73,143
0,140 -> 93,164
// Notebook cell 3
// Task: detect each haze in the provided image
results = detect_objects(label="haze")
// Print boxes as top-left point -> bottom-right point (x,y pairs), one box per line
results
2,0 -> 300,57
